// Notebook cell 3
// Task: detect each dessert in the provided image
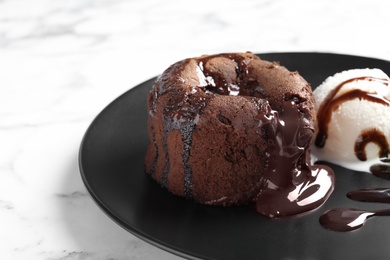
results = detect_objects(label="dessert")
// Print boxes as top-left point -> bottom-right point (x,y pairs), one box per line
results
145,52 -> 334,218
312,68 -> 390,175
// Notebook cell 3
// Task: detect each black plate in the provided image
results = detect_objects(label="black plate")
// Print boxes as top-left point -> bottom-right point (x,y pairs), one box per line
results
79,53 -> 390,260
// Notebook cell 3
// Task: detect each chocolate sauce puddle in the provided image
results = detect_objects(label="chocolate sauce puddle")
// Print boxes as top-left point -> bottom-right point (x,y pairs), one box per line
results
320,207 -> 390,232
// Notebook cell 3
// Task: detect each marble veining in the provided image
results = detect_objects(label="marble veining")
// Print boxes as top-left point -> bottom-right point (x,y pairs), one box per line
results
1,0 -> 390,259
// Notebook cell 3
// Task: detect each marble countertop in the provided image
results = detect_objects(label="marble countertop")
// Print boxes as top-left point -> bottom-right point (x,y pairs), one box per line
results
1,0 -> 390,259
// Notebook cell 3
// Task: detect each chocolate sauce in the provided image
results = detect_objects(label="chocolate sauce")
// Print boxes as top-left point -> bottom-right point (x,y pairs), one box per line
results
318,162 -> 390,232
320,168 -> 390,232
354,128 -> 390,161
315,76 -> 390,148
255,100 -> 334,218
319,186 -> 390,232
148,53 -> 334,217
347,188 -> 390,203
160,93 -> 210,197
319,207 -> 390,232
370,162 -> 390,179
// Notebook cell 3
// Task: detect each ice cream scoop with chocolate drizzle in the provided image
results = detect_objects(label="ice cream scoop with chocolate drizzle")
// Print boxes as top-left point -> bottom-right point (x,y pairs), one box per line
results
312,68 -> 390,176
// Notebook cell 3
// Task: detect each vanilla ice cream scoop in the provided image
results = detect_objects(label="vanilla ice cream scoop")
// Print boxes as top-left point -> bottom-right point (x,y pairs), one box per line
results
311,68 -> 390,175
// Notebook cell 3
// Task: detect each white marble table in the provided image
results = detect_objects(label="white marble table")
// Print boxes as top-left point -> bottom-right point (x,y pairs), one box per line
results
1,0 -> 390,259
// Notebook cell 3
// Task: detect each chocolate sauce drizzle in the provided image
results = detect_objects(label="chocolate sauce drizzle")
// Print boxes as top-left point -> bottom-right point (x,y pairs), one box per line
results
347,188 -> 390,203
320,207 -> 390,232
320,188 -> 390,232
315,76 -> 389,148
354,128 -> 390,161
160,114 -> 198,197
370,161 -> 390,179
314,76 -> 390,176
163,86 -> 210,198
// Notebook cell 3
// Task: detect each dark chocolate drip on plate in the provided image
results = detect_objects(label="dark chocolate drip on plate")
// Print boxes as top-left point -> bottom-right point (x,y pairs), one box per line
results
347,188 -> 390,203
320,207 -> 390,232
370,163 -> 390,179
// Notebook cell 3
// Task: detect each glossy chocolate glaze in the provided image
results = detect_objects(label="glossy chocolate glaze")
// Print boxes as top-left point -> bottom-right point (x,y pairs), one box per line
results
254,100 -> 334,218
320,207 -> 390,232
320,183 -> 390,232
371,161 -> 390,179
147,53 -> 335,217
347,188 -> 390,203
320,160 -> 390,232
320,187 -> 390,232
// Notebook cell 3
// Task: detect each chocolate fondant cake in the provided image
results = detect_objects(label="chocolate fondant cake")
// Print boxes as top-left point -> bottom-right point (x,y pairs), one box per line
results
145,52 -> 334,217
